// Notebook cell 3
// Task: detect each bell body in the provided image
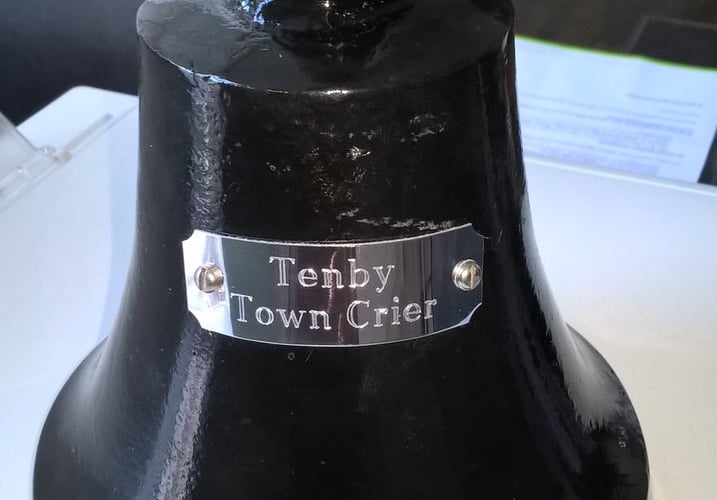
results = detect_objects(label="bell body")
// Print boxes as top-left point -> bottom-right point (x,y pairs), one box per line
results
34,0 -> 649,498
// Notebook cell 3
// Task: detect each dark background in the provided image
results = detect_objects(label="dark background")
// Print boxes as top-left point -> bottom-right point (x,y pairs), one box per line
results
1,0 -> 716,124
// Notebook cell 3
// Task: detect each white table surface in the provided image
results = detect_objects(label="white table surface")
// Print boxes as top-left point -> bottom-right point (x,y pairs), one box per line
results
1,87 -> 715,500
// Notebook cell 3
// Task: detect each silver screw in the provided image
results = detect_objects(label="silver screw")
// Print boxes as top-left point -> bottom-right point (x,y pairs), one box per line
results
452,259 -> 482,291
194,264 -> 225,293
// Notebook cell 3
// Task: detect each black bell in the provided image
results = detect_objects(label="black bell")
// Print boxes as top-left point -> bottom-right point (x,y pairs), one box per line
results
34,0 -> 649,498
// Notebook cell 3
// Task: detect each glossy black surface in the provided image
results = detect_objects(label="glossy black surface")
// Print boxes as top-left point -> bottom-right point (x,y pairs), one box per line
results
35,0 -> 649,498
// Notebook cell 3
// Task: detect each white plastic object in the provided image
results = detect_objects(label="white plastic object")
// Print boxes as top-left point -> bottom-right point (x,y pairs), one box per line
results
0,110 -> 112,212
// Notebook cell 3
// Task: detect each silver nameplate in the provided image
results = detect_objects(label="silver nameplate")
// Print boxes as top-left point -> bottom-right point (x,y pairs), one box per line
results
182,224 -> 485,346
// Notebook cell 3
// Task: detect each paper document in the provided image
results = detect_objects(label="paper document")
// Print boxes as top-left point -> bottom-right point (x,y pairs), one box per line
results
515,38 -> 717,182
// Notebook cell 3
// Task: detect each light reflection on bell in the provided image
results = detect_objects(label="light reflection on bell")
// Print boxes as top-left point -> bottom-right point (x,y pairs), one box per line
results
34,0 -> 649,498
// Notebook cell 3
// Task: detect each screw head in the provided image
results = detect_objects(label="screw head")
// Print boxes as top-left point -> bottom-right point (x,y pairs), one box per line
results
194,264 -> 225,293
452,259 -> 482,291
